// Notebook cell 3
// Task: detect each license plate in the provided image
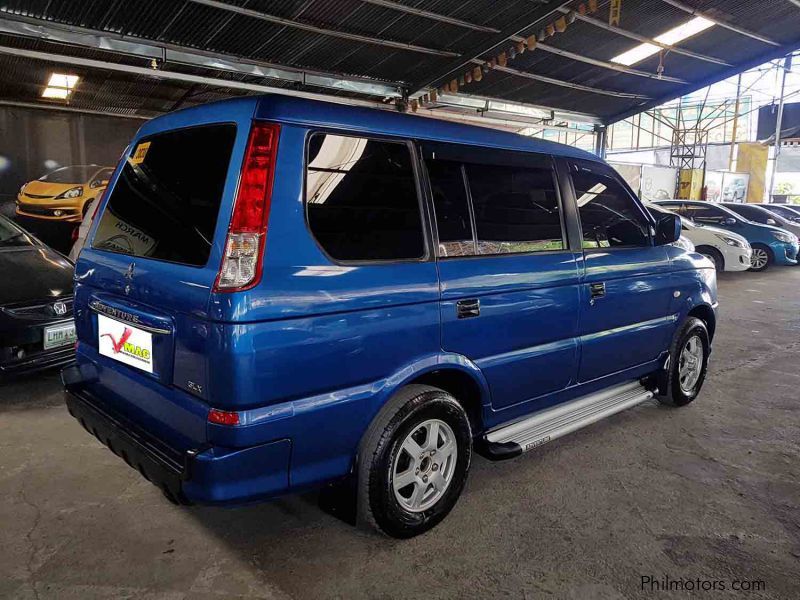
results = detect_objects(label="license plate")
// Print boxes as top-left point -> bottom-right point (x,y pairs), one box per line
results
44,321 -> 77,350
97,314 -> 154,373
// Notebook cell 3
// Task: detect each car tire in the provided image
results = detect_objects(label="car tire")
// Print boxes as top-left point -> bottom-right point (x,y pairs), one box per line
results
658,317 -> 710,407
696,246 -> 724,272
357,384 -> 472,538
748,244 -> 772,272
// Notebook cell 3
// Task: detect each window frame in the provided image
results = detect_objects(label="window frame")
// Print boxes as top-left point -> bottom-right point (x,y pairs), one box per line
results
303,129 -> 432,266
420,142 -> 570,261
568,159 -> 656,251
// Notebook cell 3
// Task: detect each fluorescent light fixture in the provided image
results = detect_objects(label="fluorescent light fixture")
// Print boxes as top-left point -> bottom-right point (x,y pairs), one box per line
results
611,17 -> 714,66
47,73 -> 79,89
42,72 -> 79,100
42,87 -> 70,99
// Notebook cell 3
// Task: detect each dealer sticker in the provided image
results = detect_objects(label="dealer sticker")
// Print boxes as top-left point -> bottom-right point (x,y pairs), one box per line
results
97,313 -> 153,373
130,141 -> 151,165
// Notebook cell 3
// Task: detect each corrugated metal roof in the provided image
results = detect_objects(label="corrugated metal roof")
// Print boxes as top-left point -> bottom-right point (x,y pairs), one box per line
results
0,0 -> 799,123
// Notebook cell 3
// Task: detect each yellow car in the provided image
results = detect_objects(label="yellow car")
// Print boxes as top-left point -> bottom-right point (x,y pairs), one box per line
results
17,165 -> 114,222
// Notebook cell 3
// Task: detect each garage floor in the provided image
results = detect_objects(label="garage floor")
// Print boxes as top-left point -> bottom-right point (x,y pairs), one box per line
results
2,269 -> 799,600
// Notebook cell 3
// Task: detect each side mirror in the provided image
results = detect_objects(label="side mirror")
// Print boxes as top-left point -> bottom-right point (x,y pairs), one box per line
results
766,218 -> 777,225
722,217 -> 738,226
655,213 -> 681,245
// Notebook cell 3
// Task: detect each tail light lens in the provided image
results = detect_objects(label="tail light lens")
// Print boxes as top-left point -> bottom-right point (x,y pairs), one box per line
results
214,122 -> 280,292
208,408 -> 240,426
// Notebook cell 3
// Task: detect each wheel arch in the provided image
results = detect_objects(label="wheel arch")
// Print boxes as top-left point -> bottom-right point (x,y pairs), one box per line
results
687,303 -> 716,341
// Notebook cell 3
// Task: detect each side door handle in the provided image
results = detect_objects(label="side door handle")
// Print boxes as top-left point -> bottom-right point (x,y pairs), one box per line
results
588,282 -> 606,305
456,298 -> 480,319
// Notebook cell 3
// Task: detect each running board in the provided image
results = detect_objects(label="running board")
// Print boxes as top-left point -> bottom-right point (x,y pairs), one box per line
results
478,381 -> 654,461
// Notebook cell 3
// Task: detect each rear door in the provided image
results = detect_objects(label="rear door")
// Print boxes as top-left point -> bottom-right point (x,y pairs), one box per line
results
424,144 -> 581,415
566,159 -> 674,383
73,101 -> 257,447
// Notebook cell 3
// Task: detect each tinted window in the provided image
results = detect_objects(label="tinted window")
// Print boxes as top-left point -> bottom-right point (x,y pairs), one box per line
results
724,204 -> 772,224
769,205 -> 800,222
681,203 -> 729,224
40,165 -> 98,183
426,160 -> 474,257
466,164 -> 564,255
573,164 -> 650,248
93,124 -> 236,266
306,134 -> 424,261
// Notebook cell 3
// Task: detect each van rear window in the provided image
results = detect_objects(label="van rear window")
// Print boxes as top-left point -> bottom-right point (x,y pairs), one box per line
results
92,124 -> 237,266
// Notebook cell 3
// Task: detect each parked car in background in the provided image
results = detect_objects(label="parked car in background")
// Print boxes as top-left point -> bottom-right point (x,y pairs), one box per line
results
646,203 -> 751,272
16,165 -> 113,222
0,215 -> 75,375
720,202 -> 800,254
62,95 -> 718,538
760,203 -> 800,224
654,200 -> 798,271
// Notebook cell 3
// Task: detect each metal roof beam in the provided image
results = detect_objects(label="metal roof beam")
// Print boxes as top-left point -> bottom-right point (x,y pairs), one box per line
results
0,44 -> 396,109
659,0 -> 781,47
481,61 -> 651,100
409,0 -> 573,92
0,16 -> 404,99
519,39 -> 687,83
359,0 -> 500,33
185,0 -> 459,57
556,7 -> 732,67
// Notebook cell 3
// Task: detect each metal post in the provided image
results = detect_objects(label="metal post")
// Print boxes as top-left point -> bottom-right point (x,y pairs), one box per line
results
594,125 -> 608,158
769,54 -> 792,202
728,73 -> 742,171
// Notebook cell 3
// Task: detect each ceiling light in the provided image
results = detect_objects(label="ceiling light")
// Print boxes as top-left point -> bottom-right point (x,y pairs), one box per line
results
47,73 -> 79,89
42,72 -> 80,100
42,87 -> 70,99
611,17 -> 714,67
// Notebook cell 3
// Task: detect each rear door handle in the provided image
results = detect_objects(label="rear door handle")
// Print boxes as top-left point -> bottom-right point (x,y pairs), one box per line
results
456,298 -> 480,319
589,282 -> 606,304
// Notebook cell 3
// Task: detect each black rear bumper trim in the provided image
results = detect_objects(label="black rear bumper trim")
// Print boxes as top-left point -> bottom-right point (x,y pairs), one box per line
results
64,383 -> 194,505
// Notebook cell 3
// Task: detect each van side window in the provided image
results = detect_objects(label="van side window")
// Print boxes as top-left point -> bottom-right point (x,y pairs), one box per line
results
426,160 -> 475,257
306,133 -> 424,262
465,164 -> 564,255
572,166 -> 650,248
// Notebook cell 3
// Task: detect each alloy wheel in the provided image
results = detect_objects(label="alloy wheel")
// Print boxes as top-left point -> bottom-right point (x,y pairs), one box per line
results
678,335 -> 703,394
392,419 -> 458,513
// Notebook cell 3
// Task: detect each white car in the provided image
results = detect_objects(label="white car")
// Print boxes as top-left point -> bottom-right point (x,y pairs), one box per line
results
647,203 -> 751,272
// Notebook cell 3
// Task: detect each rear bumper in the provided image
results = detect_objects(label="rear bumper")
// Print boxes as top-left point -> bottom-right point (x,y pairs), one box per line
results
0,346 -> 74,376
63,364 -> 292,505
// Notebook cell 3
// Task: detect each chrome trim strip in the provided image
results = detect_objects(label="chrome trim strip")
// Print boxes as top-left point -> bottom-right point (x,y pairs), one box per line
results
89,301 -> 171,335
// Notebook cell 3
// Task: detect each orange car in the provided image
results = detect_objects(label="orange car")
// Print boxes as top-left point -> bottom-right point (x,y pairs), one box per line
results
16,165 -> 113,222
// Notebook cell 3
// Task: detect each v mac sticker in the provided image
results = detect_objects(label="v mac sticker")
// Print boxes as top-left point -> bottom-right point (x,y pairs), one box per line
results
131,141 -> 151,165
97,314 -> 154,373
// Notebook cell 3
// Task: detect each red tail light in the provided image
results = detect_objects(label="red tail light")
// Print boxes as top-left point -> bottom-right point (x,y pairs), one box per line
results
208,408 -> 240,426
214,122 -> 280,292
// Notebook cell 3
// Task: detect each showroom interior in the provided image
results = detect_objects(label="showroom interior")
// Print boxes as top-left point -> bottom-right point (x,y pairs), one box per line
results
2,0 -> 800,598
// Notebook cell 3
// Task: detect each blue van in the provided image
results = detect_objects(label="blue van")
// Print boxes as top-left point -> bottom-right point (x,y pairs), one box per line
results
63,95 -> 717,538
654,200 -> 799,272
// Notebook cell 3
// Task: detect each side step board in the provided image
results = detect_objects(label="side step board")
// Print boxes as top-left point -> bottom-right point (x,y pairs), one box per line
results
479,381 -> 654,460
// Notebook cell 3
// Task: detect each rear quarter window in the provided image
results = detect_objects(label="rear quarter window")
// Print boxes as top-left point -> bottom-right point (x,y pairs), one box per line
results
92,124 -> 237,266
305,133 -> 425,262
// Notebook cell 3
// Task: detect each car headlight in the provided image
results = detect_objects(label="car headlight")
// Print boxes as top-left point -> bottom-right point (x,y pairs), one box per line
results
772,231 -> 796,243
56,186 -> 83,199
672,236 -> 695,252
715,233 -> 744,248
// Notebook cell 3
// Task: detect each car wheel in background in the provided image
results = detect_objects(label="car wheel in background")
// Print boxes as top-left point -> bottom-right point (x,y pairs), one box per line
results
658,317 -> 710,407
748,244 -> 771,272
695,246 -> 724,272
358,385 -> 472,538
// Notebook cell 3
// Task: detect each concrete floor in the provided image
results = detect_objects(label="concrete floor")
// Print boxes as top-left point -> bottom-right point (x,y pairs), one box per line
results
2,268 -> 799,600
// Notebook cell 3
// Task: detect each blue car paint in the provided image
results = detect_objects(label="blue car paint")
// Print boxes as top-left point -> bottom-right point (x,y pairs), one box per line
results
655,200 -> 799,266
69,94 -> 718,505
